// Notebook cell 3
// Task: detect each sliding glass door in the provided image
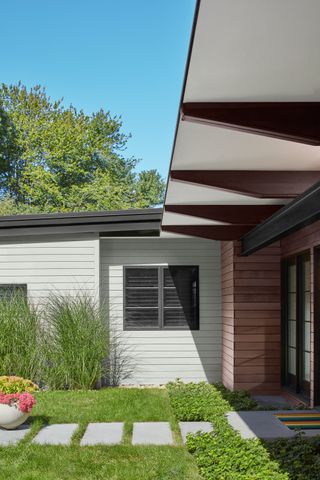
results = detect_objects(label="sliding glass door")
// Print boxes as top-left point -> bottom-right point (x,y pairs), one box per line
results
282,252 -> 311,399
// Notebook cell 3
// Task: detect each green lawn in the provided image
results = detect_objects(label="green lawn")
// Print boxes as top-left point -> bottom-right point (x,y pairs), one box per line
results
0,388 -> 201,480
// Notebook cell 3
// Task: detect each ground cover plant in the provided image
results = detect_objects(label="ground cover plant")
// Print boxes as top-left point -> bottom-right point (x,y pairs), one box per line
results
0,388 -> 200,480
167,380 -> 289,480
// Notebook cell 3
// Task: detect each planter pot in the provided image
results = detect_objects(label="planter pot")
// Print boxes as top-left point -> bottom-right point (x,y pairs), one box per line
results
0,403 -> 30,430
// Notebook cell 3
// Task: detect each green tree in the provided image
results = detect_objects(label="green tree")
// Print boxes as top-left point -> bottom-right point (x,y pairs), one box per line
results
0,83 -> 165,213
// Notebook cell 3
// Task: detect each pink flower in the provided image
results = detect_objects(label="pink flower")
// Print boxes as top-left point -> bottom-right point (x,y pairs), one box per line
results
0,392 -> 36,413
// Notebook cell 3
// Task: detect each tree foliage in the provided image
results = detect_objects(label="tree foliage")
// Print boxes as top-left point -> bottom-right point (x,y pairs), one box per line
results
0,83 -> 165,213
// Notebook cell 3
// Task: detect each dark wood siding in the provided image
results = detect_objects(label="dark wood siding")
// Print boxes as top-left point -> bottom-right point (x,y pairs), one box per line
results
221,241 -> 281,394
221,241 -> 235,390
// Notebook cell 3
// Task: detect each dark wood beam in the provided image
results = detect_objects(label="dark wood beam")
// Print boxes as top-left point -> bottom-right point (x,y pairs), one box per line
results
241,181 -> 320,256
162,225 -> 252,241
182,102 -> 320,145
170,170 -> 320,199
165,204 -> 282,225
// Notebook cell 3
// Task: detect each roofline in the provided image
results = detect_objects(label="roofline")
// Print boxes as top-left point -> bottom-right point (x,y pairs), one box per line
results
0,208 -> 162,238
241,181 -> 320,255
160,0 -> 201,228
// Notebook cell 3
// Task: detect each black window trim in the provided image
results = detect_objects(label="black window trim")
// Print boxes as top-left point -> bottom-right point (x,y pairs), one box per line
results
123,265 -> 200,331
0,284 -> 27,294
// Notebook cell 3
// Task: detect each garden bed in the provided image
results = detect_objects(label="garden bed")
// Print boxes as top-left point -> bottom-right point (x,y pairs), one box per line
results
167,381 -> 320,480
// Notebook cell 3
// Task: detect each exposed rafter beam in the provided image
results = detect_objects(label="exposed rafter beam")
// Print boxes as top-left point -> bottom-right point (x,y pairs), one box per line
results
165,204 -> 282,225
241,181 -> 320,256
170,170 -> 320,199
181,102 -> 320,145
162,225 -> 252,241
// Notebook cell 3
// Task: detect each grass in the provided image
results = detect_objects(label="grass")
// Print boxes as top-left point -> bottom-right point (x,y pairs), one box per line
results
0,445 -> 200,480
0,388 -> 200,480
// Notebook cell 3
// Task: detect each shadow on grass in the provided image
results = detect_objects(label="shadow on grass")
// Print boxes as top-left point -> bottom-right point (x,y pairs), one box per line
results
28,415 -> 51,426
214,383 -> 258,410
263,434 -> 320,480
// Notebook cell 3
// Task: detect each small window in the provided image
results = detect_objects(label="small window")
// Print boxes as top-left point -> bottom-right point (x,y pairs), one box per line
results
0,284 -> 27,299
124,266 -> 199,330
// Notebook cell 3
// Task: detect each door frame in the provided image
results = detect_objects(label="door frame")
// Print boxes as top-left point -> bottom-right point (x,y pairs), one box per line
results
281,251 -> 311,400
314,248 -> 320,405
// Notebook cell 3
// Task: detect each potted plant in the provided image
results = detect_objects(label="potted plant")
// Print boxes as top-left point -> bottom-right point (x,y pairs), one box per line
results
0,376 -> 38,429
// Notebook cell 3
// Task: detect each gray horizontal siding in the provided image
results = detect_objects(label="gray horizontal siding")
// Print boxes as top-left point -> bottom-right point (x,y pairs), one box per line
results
101,237 -> 221,384
0,234 -> 99,302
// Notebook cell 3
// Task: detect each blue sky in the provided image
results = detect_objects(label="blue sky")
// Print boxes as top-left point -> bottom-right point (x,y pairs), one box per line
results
1,0 -> 195,178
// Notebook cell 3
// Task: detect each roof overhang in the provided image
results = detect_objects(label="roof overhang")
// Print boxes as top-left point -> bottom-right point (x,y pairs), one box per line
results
241,181 -> 320,256
161,0 -> 320,248
0,209 -> 162,238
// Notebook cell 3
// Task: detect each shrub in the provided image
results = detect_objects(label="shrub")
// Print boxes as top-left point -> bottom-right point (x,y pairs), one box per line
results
167,381 -> 288,480
0,376 -> 38,394
41,293 -> 109,390
267,434 -> 320,480
0,291 -> 40,381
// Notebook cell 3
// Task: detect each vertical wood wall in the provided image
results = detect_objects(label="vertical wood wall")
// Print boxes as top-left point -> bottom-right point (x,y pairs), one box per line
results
221,240 -> 281,394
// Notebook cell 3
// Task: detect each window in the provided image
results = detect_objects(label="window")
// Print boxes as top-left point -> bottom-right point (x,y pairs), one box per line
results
0,284 -> 27,299
124,266 -> 199,330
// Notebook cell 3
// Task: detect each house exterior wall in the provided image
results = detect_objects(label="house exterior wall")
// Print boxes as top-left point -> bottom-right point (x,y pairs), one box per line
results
281,220 -> 320,407
221,240 -> 281,394
0,233 -> 100,304
100,237 -> 221,384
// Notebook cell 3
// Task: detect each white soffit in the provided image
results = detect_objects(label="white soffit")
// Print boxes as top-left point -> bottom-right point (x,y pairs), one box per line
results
185,0 -> 320,102
162,211 -> 227,226
162,0 -> 320,230
165,181 -> 287,206
173,122 -> 320,171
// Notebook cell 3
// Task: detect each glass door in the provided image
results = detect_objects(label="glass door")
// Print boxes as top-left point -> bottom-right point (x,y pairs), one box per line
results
282,252 -> 311,399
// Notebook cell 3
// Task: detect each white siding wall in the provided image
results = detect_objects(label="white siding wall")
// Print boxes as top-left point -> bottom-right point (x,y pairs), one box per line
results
0,233 -> 99,303
101,237 -> 221,384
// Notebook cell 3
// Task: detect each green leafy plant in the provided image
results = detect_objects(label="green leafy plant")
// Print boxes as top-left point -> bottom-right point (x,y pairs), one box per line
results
0,375 -> 38,394
267,434 -> 320,480
167,381 -> 288,480
0,291 -> 41,381
41,293 -> 109,389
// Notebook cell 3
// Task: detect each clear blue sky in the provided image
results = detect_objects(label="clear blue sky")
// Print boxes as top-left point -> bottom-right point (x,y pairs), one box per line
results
1,0 -> 195,179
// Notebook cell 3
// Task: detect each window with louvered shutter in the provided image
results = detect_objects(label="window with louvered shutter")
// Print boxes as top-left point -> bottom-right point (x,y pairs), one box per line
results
124,268 -> 159,328
124,266 -> 199,330
0,284 -> 27,299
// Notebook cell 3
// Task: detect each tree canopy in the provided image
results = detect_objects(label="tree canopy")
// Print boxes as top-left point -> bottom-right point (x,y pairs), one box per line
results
0,83 -> 165,215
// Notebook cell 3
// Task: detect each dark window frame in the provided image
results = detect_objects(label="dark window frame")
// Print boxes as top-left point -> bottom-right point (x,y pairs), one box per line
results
123,265 -> 199,331
0,284 -> 27,297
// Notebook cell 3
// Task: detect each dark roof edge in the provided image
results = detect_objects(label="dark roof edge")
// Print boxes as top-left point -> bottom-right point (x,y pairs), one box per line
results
0,208 -> 162,237
0,207 -> 162,224
241,181 -> 320,256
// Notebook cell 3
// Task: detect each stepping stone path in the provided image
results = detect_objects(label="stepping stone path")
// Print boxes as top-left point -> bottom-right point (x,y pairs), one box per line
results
132,422 -> 173,445
179,421 -> 213,443
80,423 -> 124,446
32,423 -> 78,445
0,424 -> 31,446
0,421 -> 213,446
